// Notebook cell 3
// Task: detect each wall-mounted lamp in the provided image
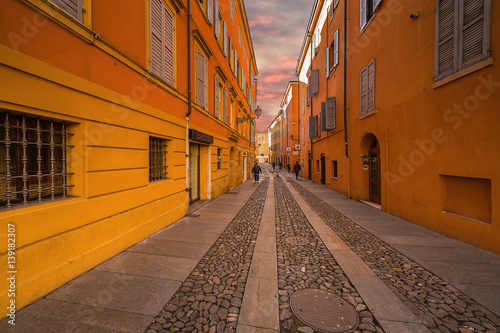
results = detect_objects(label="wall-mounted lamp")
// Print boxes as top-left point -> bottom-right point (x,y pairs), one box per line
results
410,12 -> 419,20
290,134 -> 299,142
237,106 -> 262,123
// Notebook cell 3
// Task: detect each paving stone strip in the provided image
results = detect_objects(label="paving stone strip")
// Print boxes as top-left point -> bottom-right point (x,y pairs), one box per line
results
290,180 -> 500,333
274,177 -> 385,333
145,179 -> 269,333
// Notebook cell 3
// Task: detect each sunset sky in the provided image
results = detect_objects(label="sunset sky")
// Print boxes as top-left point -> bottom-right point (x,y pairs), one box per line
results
245,0 -> 313,132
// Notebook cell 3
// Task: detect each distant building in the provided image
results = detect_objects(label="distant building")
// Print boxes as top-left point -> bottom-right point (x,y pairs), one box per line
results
0,0 -> 258,314
255,129 -> 269,163
293,0 -> 499,254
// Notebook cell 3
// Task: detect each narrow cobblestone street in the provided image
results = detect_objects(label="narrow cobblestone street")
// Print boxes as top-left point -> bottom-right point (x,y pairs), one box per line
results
1,166 -> 499,333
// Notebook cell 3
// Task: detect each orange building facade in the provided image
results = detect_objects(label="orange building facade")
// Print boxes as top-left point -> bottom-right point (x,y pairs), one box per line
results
0,0 -> 258,316
294,0 -> 500,254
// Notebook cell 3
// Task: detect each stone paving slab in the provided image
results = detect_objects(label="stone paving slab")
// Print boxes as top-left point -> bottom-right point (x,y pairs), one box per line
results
95,252 -> 199,281
238,277 -> 279,330
377,319 -> 433,333
127,238 -> 213,259
46,270 -> 181,316
236,324 -> 280,333
0,299 -> 152,333
150,228 -> 221,244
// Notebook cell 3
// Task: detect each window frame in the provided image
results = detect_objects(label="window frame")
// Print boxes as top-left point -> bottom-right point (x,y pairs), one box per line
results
149,136 -> 169,182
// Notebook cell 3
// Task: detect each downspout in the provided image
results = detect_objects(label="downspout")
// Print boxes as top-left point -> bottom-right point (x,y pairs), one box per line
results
309,33 -> 314,180
297,74 -> 301,173
343,0 -> 351,198
186,0 -> 192,213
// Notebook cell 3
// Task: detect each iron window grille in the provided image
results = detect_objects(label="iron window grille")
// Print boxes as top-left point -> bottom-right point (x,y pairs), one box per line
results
0,111 -> 73,209
149,136 -> 168,181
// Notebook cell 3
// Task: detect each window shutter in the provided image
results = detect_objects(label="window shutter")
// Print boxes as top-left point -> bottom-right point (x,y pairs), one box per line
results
360,66 -> 368,115
52,0 -> 82,21
329,3 -> 334,21
307,86 -> 310,106
308,116 -> 316,139
149,0 -> 163,78
215,0 -> 220,40
360,0 -> 367,30
435,0 -> 457,80
302,127 -> 305,145
164,6 -> 174,86
373,0 -> 382,11
302,97 -> 305,115
228,36 -> 232,67
325,97 -> 336,130
367,59 -> 375,112
310,69 -> 319,96
214,75 -> 220,118
334,30 -> 339,67
208,0 -> 213,24
223,21 -> 228,56
196,50 -> 206,108
460,0 -> 490,69
230,0 -> 234,21
316,113 -> 321,137
204,57 -> 207,109
334,0 -> 340,9
321,102 -> 327,132
325,48 -> 330,78
224,88 -> 229,124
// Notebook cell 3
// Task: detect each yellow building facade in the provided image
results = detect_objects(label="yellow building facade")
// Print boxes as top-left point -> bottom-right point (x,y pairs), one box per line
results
294,0 -> 499,255
0,0 -> 258,316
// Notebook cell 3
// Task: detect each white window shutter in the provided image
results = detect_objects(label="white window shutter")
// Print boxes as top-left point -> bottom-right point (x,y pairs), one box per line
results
215,0 -> 220,40
325,47 -> 330,78
325,96 -> 336,130
208,0 -> 213,24
196,50 -> 205,108
204,57 -> 207,109
334,30 -> 339,67
149,0 -> 163,78
230,0 -> 234,21
223,21 -> 228,56
435,0 -> 456,80
360,67 -> 368,115
52,0 -> 82,21
373,0 -> 382,11
360,0 -> 367,30
163,7 -> 175,86
367,59 -> 375,112
214,75 -> 220,118
224,88 -> 228,123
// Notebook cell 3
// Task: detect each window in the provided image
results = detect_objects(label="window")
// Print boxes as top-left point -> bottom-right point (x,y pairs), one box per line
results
224,88 -> 229,124
330,0 -> 340,22
324,97 -> 336,130
214,1 -> 220,40
435,0 -> 491,81
302,127 -> 305,145
217,148 -> 222,170
360,0 -> 382,31
333,160 -> 338,178
1,112 -> 70,208
360,59 -> 375,116
150,0 -> 175,86
238,25 -> 241,45
196,50 -> 207,108
326,30 -> 339,79
149,136 -> 168,181
302,97 -> 305,115
207,0 -> 214,24
50,0 -> 83,22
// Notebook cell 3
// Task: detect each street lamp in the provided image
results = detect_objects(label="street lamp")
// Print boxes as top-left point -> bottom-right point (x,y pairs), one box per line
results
237,106 -> 263,123
290,134 -> 299,142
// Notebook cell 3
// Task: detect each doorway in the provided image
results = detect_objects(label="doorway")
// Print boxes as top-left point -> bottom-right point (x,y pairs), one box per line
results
320,155 -> 326,185
189,143 -> 200,203
229,146 -> 236,188
369,138 -> 381,204
308,159 -> 312,180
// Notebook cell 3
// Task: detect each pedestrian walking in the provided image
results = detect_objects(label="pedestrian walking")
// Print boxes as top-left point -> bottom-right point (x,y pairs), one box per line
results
293,161 -> 301,179
252,162 -> 262,183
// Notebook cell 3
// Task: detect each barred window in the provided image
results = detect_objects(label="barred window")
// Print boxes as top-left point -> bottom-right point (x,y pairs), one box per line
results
217,148 -> 222,170
0,112 -> 71,209
149,136 -> 168,181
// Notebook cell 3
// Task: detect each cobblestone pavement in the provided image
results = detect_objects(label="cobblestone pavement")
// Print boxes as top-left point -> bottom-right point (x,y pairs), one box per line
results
274,177 -> 384,333
145,179 -> 269,333
289,179 -> 500,333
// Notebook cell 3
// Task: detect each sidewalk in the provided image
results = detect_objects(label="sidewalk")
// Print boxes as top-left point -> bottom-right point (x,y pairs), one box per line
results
1,168 -> 499,333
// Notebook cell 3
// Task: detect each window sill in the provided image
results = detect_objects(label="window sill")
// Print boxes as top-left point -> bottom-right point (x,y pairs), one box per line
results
433,57 -> 494,89
331,176 -> 338,180
360,108 -> 378,120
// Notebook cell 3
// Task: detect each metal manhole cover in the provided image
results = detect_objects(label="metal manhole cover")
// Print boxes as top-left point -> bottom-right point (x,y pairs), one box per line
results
290,289 -> 359,333
286,236 -> 310,246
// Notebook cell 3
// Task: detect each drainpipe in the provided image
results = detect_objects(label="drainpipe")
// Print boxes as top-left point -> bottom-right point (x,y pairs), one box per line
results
297,74 -> 301,172
309,33 -> 314,180
185,0 -> 192,213
343,0 -> 351,198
